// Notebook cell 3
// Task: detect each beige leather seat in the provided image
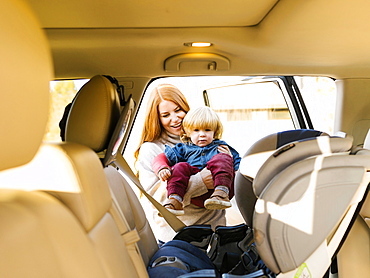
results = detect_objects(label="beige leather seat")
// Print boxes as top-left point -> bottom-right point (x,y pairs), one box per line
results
0,1 -> 152,277
64,74 -> 159,265
0,1 -> 112,277
235,132 -> 370,276
336,132 -> 370,277
0,145 -> 151,278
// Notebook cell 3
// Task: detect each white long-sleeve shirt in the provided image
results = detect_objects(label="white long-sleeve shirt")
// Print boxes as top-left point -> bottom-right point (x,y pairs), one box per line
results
137,133 -> 226,242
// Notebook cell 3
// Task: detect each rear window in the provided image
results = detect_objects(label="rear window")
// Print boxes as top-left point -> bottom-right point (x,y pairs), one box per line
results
44,79 -> 88,142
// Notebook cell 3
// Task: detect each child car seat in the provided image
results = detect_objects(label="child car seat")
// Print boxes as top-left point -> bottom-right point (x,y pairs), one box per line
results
235,131 -> 370,277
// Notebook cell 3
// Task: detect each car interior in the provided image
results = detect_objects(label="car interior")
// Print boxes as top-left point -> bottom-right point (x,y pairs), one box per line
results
1,0 -> 370,277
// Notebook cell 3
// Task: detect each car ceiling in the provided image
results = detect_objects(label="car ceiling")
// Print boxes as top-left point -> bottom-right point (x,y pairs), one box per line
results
25,0 -> 370,80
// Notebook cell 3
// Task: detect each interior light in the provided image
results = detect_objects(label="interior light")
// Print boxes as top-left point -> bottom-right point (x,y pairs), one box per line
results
184,42 -> 212,48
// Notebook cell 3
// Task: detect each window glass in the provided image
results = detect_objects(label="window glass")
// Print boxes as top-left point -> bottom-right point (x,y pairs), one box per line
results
204,78 -> 294,155
295,77 -> 336,135
44,79 -> 88,142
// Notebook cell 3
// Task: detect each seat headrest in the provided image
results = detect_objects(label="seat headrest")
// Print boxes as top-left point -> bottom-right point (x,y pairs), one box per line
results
0,0 -> 52,171
65,75 -> 121,152
253,135 -> 353,196
244,129 -> 328,157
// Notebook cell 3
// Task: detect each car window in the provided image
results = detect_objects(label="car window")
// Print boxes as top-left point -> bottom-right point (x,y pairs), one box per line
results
295,76 -> 336,135
203,77 -> 295,156
44,79 -> 88,142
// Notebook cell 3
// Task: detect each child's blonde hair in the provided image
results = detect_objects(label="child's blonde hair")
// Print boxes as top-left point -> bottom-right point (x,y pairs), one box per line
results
181,106 -> 223,142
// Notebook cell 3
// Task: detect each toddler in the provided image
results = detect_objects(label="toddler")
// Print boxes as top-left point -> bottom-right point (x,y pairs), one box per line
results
152,106 -> 241,215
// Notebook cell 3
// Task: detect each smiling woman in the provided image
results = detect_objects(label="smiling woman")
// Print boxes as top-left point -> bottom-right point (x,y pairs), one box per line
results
134,83 -> 231,243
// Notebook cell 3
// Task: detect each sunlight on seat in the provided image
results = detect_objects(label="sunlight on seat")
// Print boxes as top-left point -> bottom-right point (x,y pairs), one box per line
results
239,150 -> 274,179
255,156 -> 325,235
0,144 -> 81,193
317,136 -> 332,154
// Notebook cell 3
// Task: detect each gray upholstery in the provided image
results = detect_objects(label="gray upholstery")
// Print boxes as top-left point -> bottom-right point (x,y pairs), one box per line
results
254,152 -> 370,274
253,135 -> 352,196
236,131 -> 370,275
235,129 -> 329,227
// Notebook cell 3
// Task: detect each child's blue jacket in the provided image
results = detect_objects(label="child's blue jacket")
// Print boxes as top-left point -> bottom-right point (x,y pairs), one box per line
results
164,139 -> 241,171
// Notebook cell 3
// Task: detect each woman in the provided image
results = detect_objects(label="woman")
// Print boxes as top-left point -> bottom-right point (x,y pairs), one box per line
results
134,84 -> 227,242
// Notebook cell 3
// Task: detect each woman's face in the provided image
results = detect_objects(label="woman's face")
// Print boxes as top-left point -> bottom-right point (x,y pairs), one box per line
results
158,100 -> 186,135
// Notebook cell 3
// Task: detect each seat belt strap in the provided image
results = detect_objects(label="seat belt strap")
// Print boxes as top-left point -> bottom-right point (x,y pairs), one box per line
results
114,153 -> 186,232
109,188 -> 149,278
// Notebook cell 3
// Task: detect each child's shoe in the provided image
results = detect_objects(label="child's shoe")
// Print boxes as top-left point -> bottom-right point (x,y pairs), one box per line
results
160,198 -> 184,216
204,189 -> 232,210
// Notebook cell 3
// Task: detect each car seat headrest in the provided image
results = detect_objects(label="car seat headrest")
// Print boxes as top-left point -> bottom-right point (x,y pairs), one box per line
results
64,75 -> 122,152
239,129 -> 329,182
244,129 -> 328,157
253,135 -> 353,197
0,0 -> 52,171
235,129 -> 341,227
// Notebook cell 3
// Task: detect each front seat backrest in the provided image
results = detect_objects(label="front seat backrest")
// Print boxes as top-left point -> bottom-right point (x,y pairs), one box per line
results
64,75 -> 158,264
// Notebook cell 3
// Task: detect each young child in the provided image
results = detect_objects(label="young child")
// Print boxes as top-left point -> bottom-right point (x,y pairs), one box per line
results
152,106 -> 241,215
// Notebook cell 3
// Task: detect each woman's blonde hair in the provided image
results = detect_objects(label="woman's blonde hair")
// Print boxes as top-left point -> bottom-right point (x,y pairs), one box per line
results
181,106 -> 223,142
134,84 -> 190,161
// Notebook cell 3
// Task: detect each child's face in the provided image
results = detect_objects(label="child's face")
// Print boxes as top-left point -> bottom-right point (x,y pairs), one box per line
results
189,127 -> 215,147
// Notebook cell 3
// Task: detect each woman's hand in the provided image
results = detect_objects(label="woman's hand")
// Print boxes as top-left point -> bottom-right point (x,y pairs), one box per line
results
218,144 -> 232,156
200,168 -> 214,189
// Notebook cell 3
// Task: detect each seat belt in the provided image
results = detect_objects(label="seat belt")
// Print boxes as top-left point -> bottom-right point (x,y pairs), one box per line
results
109,191 -> 149,278
113,153 -> 186,232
